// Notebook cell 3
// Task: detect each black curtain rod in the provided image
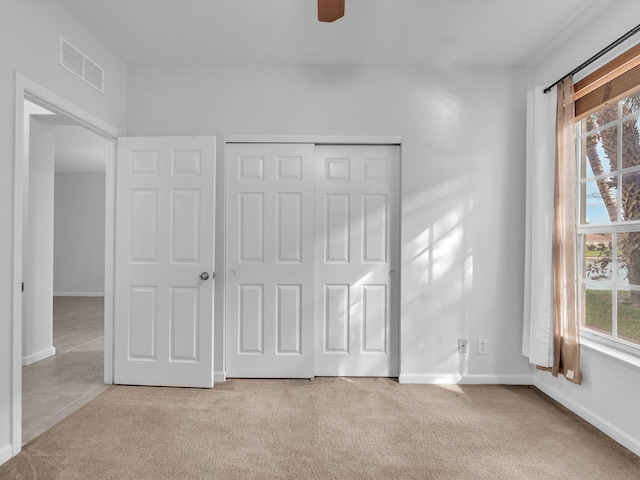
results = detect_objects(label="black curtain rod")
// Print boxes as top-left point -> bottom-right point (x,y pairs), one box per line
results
543,23 -> 640,94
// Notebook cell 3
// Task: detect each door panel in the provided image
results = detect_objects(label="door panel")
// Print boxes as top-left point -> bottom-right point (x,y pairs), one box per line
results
130,190 -> 158,262
362,284 -> 387,352
314,145 -> 400,376
114,136 -> 215,388
277,193 -> 303,262
128,286 -> 156,359
325,194 -> 350,262
363,194 -> 388,262
238,284 -> 264,354
324,284 -> 350,353
170,287 -> 199,361
171,189 -> 201,263
239,193 -> 264,261
277,285 -> 302,353
226,144 -> 315,378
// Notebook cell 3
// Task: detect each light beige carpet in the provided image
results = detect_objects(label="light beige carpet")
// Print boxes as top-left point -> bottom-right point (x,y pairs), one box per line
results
1,378 -> 639,479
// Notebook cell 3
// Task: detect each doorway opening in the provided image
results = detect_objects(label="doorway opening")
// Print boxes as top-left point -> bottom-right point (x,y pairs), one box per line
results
12,74 -> 121,455
21,99 -> 110,444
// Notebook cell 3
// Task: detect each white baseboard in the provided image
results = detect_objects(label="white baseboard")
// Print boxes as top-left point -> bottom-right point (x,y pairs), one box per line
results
0,443 -> 14,465
22,346 -> 56,366
533,377 -> 640,457
214,371 -> 226,383
398,373 -> 533,385
53,292 -> 105,297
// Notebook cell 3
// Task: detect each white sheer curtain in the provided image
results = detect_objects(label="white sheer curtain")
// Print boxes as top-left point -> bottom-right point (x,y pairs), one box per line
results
523,86 -> 556,367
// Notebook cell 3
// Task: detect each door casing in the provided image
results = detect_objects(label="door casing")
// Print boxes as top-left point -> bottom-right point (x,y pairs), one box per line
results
11,73 -> 123,458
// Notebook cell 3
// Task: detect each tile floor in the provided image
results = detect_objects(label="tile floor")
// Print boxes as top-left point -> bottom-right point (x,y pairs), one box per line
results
22,296 -> 108,445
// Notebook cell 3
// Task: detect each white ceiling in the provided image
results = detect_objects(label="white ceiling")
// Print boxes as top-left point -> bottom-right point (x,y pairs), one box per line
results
59,0 -> 611,67
45,0 -> 613,169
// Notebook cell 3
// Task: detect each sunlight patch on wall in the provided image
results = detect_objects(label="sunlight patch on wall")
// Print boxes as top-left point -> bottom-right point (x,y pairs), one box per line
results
432,205 -> 465,283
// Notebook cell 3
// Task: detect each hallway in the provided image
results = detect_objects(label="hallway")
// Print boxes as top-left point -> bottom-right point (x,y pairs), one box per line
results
22,296 -> 107,444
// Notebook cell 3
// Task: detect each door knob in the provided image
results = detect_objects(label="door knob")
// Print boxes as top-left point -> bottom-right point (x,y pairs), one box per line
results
199,272 -> 210,281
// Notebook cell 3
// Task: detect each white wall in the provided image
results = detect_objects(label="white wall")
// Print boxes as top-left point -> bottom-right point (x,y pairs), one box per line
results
22,117 -> 55,366
0,0 -> 127,464
127,64 -> 533,384
54,172 -> 106,296
530,0 -> 640,456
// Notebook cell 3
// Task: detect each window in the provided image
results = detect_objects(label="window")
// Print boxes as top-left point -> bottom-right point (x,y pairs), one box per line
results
577,91 -> 640,353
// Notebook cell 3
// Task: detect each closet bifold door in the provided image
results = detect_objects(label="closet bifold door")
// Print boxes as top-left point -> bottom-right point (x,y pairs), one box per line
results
313,145 -> 400,377
225,143 -> 315,378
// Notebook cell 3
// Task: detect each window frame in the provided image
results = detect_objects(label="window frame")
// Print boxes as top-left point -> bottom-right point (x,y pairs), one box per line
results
576,95 -> 640,359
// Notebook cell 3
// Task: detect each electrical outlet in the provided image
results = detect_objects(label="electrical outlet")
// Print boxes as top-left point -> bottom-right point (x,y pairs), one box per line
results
478,338 -> 488,355
458,339 -> 468,354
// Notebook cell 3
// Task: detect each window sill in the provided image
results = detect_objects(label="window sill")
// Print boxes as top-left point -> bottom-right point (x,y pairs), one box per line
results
580,333 -> 640,369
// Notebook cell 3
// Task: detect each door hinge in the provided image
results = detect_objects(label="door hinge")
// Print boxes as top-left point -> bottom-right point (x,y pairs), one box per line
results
21,282 -> 24,293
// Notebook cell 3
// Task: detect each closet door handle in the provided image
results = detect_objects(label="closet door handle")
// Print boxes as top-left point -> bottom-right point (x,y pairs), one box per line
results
199,272 -> 210,281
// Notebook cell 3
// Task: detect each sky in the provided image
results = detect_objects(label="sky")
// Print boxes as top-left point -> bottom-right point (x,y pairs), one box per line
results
581,114 -> 640,225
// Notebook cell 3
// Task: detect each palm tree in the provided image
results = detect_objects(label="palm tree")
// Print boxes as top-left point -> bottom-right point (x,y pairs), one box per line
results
584,93 -> 640,305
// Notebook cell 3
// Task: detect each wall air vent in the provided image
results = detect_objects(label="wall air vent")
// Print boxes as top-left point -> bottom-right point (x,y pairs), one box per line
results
58,36 -> 104,93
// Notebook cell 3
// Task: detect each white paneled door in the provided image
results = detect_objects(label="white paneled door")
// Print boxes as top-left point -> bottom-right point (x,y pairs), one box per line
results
226,144 -> 316,378
114,137 -> 215,388
314,145 -> 399,376
226,143 -> 399,378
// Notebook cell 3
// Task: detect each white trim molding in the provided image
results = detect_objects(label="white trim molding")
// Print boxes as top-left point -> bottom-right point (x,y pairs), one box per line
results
533,376 -> 640,457
103,139 -> 116,387
225,135 -> 402,145
399,373 -> 534,385
0,445 -> 12,466
22,347 -> 56,366
11,71 -> 25,457
580,333 -> 640,369
20,75 -> 122,138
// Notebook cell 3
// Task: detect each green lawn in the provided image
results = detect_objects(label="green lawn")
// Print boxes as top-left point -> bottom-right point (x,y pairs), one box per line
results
584,249 -> 621,258
585,289 -> 640,343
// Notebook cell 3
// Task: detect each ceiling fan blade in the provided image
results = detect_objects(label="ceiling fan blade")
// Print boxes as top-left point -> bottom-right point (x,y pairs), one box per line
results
318,0 -> 345,22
